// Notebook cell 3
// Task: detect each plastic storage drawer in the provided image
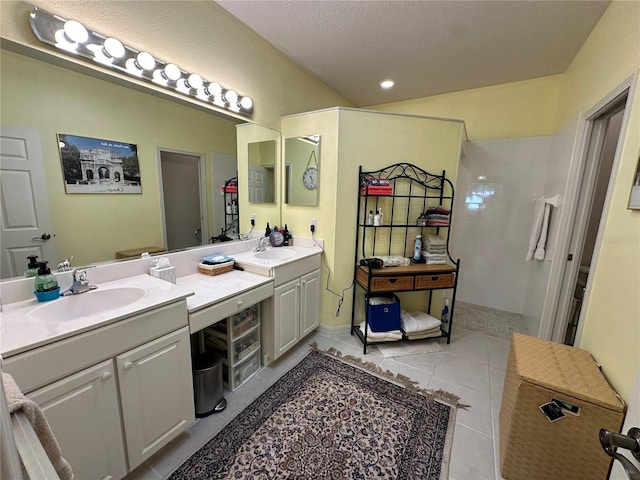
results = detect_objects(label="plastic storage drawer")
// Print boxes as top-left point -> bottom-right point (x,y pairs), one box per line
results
232,327 -> 260,364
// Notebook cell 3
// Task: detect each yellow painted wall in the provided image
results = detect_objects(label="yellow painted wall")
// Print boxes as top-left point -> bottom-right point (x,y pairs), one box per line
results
281,109 -> 464,328
369,75 -> 564,140
559,1 -> 640,402
367,1 -> 639,401
0,0 -> 351,130
1,49 -> 237,266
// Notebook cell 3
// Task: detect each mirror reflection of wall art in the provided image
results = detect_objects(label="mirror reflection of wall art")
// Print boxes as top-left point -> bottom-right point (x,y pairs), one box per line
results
629,151 -> 640,210
57,134 -> 141,194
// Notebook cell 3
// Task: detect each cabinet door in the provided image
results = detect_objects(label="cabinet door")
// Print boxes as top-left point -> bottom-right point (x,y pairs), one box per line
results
29,359 -> 127,480
300,269 -> 321,338
274,278 -> 300,357
116,327 -> 195,470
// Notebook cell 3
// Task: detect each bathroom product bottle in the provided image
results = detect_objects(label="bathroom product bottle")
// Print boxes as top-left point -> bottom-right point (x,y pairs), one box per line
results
283,224 -> 290,246
232,200 -> 238,214
226,203 -> 232,214
25,255 -> 39,277
265,223 -> 271,236
34,261 -> 58,292
373,210 -> 381,226
378,208 -> 383,225
367,210 -> 374,225
441,298 -> 450,324
413,235 -> 422,262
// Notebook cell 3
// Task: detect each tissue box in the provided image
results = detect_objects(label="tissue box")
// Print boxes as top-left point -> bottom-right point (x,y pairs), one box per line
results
149,265 -> 176,284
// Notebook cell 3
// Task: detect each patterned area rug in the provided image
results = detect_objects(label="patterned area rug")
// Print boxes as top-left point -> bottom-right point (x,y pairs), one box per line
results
169,347 -> 459,480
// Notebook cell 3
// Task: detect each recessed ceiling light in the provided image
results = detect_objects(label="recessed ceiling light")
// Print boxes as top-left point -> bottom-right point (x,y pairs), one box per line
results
380,79 -> 395,89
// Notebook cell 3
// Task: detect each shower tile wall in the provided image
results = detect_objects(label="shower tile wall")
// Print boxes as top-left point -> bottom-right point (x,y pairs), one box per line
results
451,137 -> 553,315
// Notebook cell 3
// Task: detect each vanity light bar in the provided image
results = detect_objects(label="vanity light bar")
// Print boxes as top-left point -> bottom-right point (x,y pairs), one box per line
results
29,7 -> 254,117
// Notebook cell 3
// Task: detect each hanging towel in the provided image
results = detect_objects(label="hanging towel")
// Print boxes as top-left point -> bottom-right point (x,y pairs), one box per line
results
526,198 -> 549,261
2,373 -> 74,480
534,202 -> 551,260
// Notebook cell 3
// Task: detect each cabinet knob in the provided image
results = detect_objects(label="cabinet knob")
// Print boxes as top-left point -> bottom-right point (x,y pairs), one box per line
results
302,280 -> 307,285
123,361 -> 133,370
237,300 -> 243,307
102,371 -> 113,381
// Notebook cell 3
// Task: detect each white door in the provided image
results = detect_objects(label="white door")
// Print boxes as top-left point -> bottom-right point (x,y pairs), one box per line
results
159,150 -> 204,251
248,165 -> 266,203
116,327 -> 195,470
0,126 -> 57,278
29,360 -> 127,480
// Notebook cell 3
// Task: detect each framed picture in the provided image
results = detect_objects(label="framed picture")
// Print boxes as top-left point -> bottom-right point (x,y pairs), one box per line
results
57,134 -> 141,194
629,150 -> 640,210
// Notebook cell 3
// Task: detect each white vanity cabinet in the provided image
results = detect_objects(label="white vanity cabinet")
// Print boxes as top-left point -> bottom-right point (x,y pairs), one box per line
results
117,327 -> 193,470
260,254 -> 321,365
29,359 -> 127,480
3,300 -> 194,480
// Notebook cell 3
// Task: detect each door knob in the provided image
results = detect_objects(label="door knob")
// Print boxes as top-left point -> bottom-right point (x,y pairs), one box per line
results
32,233 -> 52,241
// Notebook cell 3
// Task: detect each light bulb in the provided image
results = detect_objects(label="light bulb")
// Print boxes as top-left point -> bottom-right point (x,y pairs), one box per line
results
63,20 -> 88,44
163,63 -> 181,81
206,82 -> 222,97
186,73 -> 203,89
136,51 -> 155,70
152,69 -> 169,86
380,79 -> 395,89
224,89 -> 238,105
240,96 -> 253,110
54,29 -> 78,52
103,37 -> 125,59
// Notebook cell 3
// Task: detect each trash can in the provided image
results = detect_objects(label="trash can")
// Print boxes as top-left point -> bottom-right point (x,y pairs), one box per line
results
193,350 -> 226,417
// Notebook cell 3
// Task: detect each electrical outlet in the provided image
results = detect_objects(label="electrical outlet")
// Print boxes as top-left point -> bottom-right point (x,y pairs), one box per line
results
310,218 -> 317,232
250,214 -> 256,226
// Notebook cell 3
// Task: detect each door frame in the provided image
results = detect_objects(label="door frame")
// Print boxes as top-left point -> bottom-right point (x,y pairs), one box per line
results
156,147 -> 207,250
540,73 -> 637,342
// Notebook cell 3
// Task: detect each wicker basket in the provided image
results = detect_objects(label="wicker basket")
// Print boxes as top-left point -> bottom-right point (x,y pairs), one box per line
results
198,261 -> 234,276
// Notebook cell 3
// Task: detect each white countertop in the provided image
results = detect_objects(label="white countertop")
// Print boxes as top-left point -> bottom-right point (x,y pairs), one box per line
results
0,242 -> 321,359
0,274 -> 193,358
177,269 -> 273,313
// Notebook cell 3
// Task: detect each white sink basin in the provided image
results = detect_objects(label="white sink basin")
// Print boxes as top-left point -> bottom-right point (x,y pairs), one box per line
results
254,248 -> 296,260
27,287 -> 146,323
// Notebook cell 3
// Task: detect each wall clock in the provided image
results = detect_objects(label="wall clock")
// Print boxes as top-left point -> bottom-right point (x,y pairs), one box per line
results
303,150 -> 318,190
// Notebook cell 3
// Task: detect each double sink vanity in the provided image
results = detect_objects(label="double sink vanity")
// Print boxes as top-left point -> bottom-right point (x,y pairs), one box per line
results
0,238 -> 322,480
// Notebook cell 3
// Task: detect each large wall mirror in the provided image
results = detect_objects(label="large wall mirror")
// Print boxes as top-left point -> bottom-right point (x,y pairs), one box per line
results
284,135 -> 320,206
0,47 -> 256,279
248,140 -> 276,204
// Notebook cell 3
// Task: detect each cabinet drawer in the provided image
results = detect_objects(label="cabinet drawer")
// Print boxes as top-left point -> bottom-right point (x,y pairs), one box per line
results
357,269 -> 414,291
415,273 -> 455,289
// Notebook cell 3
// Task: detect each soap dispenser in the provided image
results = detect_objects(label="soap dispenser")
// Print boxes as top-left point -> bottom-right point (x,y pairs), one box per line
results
34,261 -> 60,301
25,255 -> 39,277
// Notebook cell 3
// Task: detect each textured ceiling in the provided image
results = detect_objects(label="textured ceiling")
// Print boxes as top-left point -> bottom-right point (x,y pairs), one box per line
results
217,0 -> 610,107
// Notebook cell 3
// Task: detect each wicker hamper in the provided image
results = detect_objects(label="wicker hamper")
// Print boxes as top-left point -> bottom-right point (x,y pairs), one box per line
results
499,333 -> 626,480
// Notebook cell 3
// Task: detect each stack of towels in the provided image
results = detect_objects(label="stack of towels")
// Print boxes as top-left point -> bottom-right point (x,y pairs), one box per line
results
421,234 -> 447,264
425,206 -> 450,226
401,310 -> 442,339
359,322 -> 402,342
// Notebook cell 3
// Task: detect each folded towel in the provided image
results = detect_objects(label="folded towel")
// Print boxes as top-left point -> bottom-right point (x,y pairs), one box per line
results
406,327 -> 442,340
2,373 -> 74,480
201,254 -> 234,265
401,310 -> 441,334
359,322 -> 402,342
424,234 -> 446,246
368,296 -> 397,306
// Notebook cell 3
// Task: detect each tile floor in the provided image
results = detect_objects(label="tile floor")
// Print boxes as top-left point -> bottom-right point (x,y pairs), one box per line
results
124,326 -> 511,480
456,301 -> 528,339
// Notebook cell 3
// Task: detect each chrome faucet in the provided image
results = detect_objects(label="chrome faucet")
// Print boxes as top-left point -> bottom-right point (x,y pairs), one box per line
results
253,237 -> 270,252
57,255 -> 74,272
64,267 -> 97,295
